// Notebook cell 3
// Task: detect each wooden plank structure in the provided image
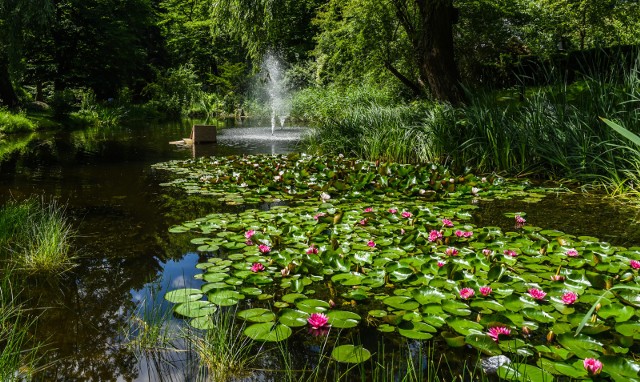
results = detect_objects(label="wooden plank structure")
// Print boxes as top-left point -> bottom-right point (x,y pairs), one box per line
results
190,124 -> 217,144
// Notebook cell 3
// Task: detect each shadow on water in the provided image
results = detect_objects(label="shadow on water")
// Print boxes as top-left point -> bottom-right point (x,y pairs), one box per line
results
0,121 -> 306,381
2,121 -> 639,380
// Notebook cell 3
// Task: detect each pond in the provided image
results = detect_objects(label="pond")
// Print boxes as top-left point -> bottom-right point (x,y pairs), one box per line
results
1,121 -> 640,381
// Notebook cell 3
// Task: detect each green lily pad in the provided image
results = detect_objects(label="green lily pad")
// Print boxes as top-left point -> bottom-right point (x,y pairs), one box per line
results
497,363 -> 554,382
331,345 -> 371,364
174,300 -> 217,318
278,309 -> 309,327
327,311 -> 361,329
296,299 -> 331,314
383,296 -> 420,311
164,288 -> 203,303
465,333 -> 501,355
237,308 -> 276,323
244,322 -> 292,342
398,321 -> 436,340
208,290 -> 245,306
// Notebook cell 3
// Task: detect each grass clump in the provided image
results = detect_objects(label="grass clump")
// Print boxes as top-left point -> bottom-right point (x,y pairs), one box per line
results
0,109 -> 37,134
0,270 -> 39,381
0,199 -> 76,274
189,307 -> 260,381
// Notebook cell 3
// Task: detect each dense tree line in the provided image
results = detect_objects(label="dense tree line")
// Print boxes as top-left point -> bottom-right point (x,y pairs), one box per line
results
1,0 -> 639,109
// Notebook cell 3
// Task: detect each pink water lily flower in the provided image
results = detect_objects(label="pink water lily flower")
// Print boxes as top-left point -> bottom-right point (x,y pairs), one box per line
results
463,231 -> 473,238
364,207 -> 373,213
504,249 -> 517,257
515,215 -> 526,225
528,288 -> 547,300
388,208 -> 398,214
565,248 -> 579,257
550,274 -> 565,282
401,211 -> 413,218
428,230 -> 443,242
488,326 -> 511,342
306,245 -> 318,255
480,286 -> 492,296
359,218 -> 368,226
280,267 -> 290,277
442,218 -> 454,227
313,212 -> 326,220
258,244 -> 271,254
455,230 -> 464,237
437,261 -> 445,268
583,358 -> 603,375
245,230 -> 256,239
459,288 -> 475,299
482,249 -> 493,257
631,260 -> 640,269
307,312 -> 330,337
445,247 -> 459,256
562,291 -> 578,305
251,263 -> 265,272
367,240 -> 376,248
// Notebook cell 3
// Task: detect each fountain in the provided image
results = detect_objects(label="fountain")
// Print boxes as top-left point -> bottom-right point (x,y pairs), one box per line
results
263,52 -> 290,135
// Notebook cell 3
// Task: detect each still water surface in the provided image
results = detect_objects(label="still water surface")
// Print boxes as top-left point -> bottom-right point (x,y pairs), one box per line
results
1,122 -> 639,380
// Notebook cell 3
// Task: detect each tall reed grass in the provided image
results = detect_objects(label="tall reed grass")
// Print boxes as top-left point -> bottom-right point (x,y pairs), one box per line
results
301,51 -> 640,193
0,270 -> 39,381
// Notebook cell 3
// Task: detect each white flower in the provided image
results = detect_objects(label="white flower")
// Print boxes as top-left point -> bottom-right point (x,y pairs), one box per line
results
471,187 -> 480,195
240,182 -> 248,187
481,177 -> 487,183
419,189 -> 426,195
320,192 -> 331,202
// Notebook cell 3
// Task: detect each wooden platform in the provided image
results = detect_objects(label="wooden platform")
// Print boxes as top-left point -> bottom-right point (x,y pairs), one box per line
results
191,124 -> 217,143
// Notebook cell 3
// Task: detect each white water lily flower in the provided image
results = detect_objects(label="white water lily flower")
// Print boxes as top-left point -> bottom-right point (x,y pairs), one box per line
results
320,192 -> 331,202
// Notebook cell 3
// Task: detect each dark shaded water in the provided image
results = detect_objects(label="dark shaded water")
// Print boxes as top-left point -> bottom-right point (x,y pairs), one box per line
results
1,122 -> 639,381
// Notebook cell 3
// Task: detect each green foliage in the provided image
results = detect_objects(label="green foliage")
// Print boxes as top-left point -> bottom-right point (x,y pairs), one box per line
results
143,65 -> 203,119
0,198 -> 76,274
0,271 -> 39,381
0,109 -> 36,133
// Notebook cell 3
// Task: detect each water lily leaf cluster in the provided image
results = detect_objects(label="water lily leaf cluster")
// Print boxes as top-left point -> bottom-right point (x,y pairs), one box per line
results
157,154 -> 640,378
153,153 -> 490,205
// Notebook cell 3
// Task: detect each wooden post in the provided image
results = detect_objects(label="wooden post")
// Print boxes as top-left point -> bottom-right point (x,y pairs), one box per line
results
191,124 -> 217,144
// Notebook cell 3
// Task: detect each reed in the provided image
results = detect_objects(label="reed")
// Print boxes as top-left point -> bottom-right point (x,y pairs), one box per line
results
302,51 -> 640,194
0,270 -> 39,381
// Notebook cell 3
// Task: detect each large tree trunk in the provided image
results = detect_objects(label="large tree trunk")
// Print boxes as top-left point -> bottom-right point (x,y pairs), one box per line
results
416,0 -> 465,105
391,0 -> 466,105
0,53 -> 19,108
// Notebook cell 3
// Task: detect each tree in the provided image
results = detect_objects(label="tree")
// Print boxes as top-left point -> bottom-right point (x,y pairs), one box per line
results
389,0 -> 465,104
314,0 -> 465,103
0,0 -> 52,107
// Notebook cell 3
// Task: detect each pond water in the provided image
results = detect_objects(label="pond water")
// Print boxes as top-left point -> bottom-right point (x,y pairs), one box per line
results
1,122 -> 640,381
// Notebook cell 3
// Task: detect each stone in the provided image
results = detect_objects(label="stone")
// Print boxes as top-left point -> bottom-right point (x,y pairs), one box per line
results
481,355 -> 511,374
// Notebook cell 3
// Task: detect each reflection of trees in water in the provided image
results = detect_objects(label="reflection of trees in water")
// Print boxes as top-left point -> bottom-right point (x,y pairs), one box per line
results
27,245 -> 165,380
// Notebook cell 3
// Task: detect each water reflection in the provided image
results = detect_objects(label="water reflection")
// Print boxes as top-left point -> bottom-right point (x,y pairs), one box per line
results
0,122 -> 304,381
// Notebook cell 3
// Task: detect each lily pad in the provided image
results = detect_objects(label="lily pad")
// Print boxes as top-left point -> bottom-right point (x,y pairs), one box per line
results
244,322 -> 292,342
331,345 -> 371,364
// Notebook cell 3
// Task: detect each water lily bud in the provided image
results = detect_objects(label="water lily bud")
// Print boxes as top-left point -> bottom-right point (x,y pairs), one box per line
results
522,326 -> 531,337
546,330 -> 555,343
595,303 -> 601,312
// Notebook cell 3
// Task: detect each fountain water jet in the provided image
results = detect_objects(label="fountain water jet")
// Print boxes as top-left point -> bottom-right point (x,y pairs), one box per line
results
263,52 -> 290,135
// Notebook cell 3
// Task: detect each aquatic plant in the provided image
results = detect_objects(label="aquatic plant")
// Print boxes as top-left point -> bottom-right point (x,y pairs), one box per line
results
0,270 -> 40,380
159,154 -> 640,380
0,198 -> 76,273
